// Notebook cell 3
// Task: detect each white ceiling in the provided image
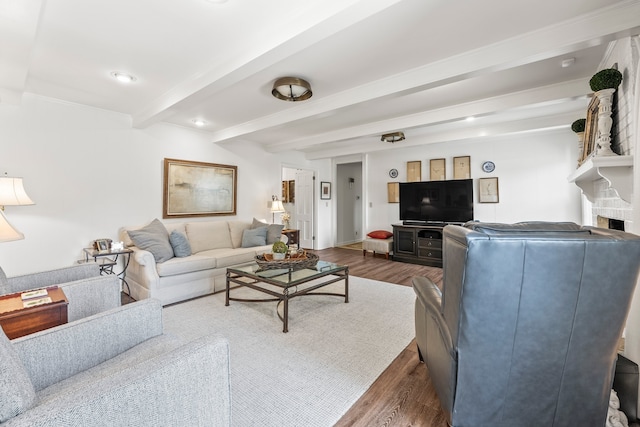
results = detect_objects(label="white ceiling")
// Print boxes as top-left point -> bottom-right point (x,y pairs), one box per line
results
2,0 -> 640,159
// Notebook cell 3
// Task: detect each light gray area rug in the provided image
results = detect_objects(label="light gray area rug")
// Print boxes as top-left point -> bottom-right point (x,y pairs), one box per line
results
162,276 -> 416,427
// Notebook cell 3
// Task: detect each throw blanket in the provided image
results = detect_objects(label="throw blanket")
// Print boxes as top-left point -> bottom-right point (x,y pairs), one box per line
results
608,389 -> 629,427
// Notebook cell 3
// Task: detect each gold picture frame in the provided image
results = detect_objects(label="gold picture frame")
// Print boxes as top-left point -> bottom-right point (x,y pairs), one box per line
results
407,161 -> 422,182
580,96 -> 600,164
163,158 -> 237,218
430,158 -> 446,181
282,181 -> 289,203
479,177 -> 499,203
453,156 -> 471,180
387,182 -> 399,203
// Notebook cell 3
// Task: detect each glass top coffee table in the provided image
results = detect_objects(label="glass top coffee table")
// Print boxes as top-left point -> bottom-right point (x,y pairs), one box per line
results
226,260 -> 349,332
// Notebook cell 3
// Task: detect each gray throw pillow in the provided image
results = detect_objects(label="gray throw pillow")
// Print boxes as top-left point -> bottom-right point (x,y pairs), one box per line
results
0,331 -> 36,422
0,266 -> 9,295
266,224 -> 284,244
251,218 -> 284,244
169,230 -> 192,257
241,227 -> 268,248
127,219 -> 174,263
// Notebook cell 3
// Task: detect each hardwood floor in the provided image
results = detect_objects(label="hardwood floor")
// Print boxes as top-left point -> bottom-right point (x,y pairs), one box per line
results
310,247 -> 449,427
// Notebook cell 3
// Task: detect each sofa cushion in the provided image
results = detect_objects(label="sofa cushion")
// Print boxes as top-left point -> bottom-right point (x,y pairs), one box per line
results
241,227 -> 267,248
155,254 -> 217,277
169,230 -> 192,258
198,248 -> 262,268
251,218 -> 284,244
0,331 -> 36,423
228,221 -> 251,249
0,266 -> 9,295
127,219 -> 175,263
186,222 -> 232,253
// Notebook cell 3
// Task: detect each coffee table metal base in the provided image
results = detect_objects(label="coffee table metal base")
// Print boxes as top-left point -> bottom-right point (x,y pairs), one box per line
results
225,266 -> 348,333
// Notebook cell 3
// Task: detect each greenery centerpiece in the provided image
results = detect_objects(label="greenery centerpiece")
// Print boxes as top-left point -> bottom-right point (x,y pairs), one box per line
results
589,68 -> 623,92
272,240 -> 288,260
571,119 -> 586,133
589,68 -> 622,156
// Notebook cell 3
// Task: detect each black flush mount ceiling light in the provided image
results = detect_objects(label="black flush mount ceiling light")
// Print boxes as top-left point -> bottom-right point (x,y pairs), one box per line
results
381,131 -> 405,143
271,77 -> 313,101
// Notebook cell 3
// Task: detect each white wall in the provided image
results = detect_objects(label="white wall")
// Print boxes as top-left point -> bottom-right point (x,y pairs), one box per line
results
0,94 -> 304,275
364,129 -> 583,232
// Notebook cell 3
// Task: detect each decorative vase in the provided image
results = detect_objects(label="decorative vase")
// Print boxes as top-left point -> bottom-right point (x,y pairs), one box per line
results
594,88 -> 616,156
284,220 -> 290,229
576,131 -> 585,165
273,252 -> 286,260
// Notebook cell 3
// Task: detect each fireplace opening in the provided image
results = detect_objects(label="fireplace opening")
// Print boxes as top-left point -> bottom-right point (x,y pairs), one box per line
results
597,215 -> 625,231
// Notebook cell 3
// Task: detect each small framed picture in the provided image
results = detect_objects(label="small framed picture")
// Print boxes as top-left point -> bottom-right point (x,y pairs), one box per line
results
407,161 -> 422,182
479,177 -> 499,203
95,239 -> 110,252
453,156 -> 471,179
429,158 -> 446,181
387,182 -> 399,203
320,181 -> 331,200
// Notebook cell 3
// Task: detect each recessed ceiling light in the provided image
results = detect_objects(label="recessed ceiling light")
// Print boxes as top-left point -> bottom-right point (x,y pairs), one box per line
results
192,119 -> 206,127
110,72 -> 137,83
561,58 -> 575,68
466,116 -> 475,122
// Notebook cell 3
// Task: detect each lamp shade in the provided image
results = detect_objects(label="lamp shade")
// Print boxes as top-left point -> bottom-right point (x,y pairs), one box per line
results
0,177 -> 34,206
0,210 -> 24,242
271,200 -> 285,213
272,77 -> 313,102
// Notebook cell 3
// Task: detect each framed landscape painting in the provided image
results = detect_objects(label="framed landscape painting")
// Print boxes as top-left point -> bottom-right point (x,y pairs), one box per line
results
163,158 -> 237,218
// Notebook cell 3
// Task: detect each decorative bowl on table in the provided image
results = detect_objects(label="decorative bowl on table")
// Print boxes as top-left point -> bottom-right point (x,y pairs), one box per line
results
255,251 -> 319,270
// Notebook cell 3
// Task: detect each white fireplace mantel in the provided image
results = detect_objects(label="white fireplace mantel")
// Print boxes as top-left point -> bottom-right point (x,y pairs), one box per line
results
567,155 -> 633,203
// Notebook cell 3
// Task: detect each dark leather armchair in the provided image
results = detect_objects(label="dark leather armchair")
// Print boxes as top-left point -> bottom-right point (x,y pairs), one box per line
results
413,222 -> 640,427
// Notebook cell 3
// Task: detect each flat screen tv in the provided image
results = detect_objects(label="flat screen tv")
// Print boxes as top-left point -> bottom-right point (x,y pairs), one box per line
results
399,179 -> 473,224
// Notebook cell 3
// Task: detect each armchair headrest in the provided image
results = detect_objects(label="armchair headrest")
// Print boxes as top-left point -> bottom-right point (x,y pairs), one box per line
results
463,221 -> 590,236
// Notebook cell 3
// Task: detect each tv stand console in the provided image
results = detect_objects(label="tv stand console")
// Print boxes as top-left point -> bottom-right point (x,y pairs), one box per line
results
392,223 -> 444,267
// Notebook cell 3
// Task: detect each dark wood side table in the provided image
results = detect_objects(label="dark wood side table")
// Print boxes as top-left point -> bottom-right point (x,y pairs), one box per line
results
0,287 -> 68,339
282,229 -> 300,248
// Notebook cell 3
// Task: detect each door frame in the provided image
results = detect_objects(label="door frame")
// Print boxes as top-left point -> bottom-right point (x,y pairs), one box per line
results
281,164 -> 316,250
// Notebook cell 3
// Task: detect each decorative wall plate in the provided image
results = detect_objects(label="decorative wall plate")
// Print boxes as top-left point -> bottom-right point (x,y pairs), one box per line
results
482,161 -> 495,173
389,168 -> 398,178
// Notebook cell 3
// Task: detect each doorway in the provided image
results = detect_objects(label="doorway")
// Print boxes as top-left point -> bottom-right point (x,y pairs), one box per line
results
336,162 -> 363,246
282,167 -> 315,249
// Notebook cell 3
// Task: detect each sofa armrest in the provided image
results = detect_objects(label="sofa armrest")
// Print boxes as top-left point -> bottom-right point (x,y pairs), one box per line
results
12,299 -> 163,391
58,275 -> 121,322
132,247 -> 156,267
6,264 -> 100,294
4,335 -> 231,427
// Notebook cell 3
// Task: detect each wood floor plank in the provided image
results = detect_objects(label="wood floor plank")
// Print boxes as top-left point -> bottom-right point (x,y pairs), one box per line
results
310,247 -> 448,427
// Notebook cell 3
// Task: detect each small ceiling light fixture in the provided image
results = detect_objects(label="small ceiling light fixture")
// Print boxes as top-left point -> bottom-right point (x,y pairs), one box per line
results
192,119 -> 206,127
561,58 -> 576,68
110,71 -> 137,83
271,77 -> 312,102
381,131 -> 405,143
466,116 -> 476,122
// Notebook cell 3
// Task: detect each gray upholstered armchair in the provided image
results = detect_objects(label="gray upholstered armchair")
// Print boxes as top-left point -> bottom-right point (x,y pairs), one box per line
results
413,222 -> 640,427
0,264 -> 120,322
0,298 -> 231,426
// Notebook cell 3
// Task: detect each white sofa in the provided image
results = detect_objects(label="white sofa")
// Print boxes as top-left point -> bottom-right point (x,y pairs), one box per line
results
119,219 -> 278,305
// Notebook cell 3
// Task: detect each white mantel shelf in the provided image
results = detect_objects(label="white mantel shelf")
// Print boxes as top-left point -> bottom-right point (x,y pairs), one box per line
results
567,155 -> 633,203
